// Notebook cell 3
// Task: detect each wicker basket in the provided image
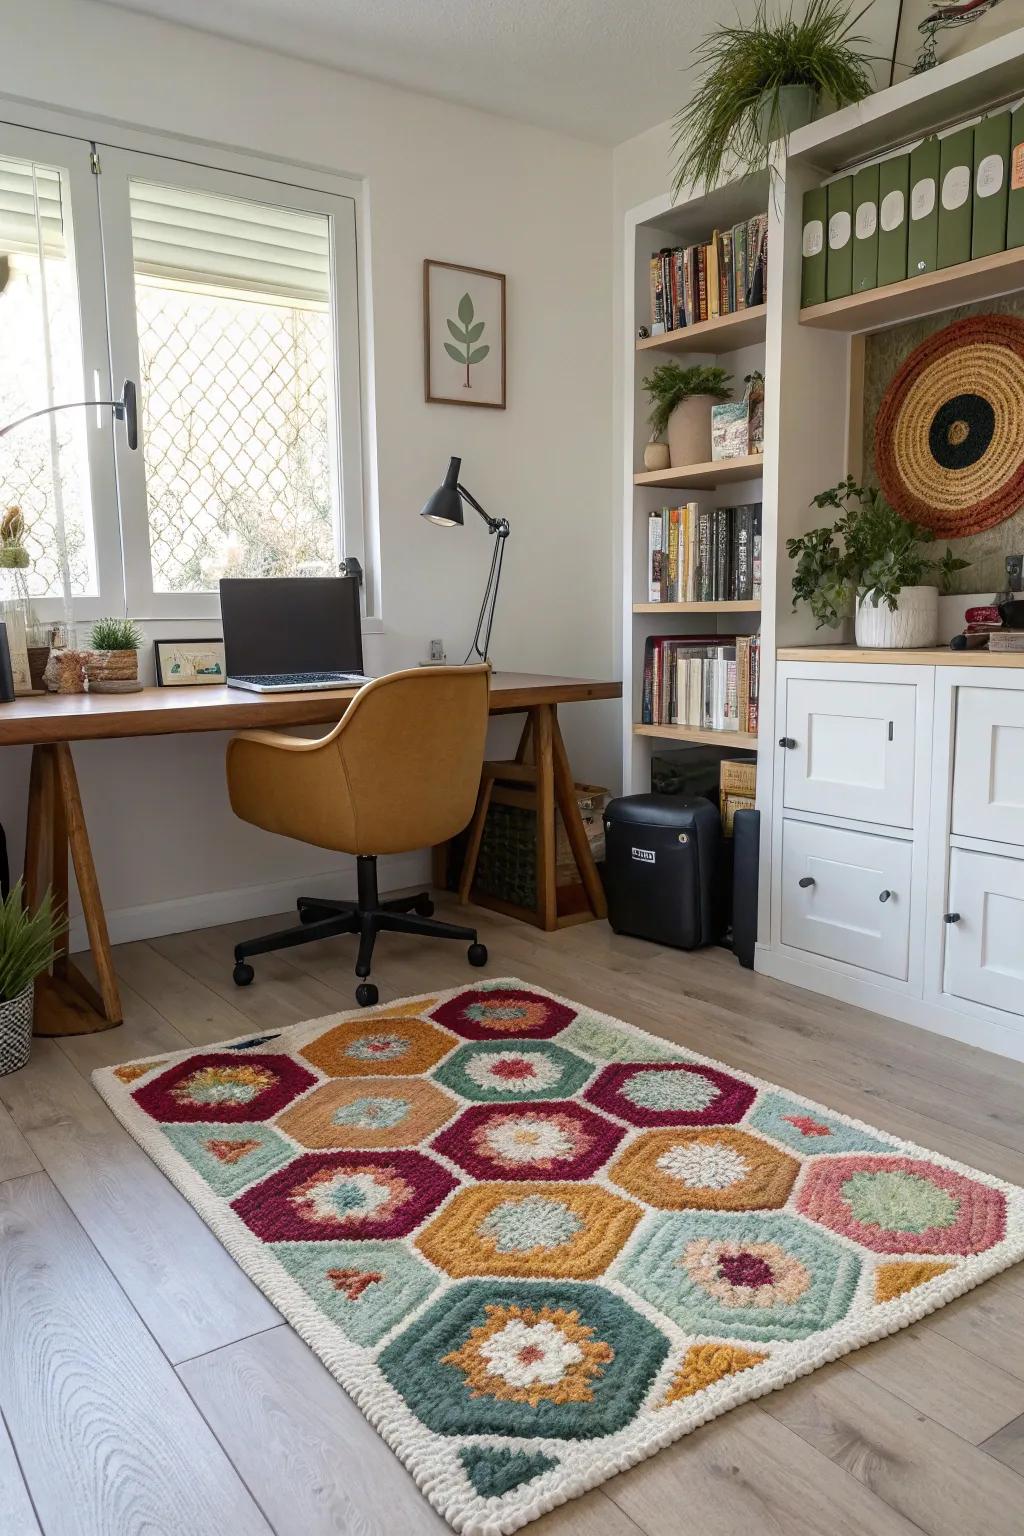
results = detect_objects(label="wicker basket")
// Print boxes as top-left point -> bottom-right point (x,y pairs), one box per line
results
0,983 -> 34,1075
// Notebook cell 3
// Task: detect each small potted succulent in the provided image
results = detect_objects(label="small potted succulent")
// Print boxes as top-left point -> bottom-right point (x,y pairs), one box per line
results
0,882 -> 66,1075
87,616 -> 145,691
787,477 -> 969,647
642,363 -> 733,468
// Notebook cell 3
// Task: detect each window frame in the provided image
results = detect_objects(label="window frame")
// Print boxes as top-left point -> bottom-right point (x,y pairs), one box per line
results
0,98 -> 376,626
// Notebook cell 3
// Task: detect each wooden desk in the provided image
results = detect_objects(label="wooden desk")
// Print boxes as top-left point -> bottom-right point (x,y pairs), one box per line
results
0,673 -> 620,1038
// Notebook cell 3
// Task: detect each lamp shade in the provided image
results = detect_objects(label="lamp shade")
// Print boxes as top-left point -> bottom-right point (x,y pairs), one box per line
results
420,455 -> 464,526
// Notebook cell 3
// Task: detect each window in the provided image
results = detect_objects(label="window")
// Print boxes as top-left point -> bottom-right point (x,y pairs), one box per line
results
0,121 -> 365,622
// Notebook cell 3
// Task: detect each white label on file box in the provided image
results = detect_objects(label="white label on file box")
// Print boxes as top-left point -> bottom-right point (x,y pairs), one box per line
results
802,218 -> 823,258
828,210 -> 851,249
942,165 -> 970,210
855,201 -> 877,239
911,177 -> 935,220
880,189 -> 905,231
977,153 -> 1004,197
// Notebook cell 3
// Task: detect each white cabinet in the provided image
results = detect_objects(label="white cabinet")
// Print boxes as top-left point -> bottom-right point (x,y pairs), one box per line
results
782,676 -> 917,827
781,819 -> 913,979
943,847 -> 1024,1024
952,686 -> 1024,847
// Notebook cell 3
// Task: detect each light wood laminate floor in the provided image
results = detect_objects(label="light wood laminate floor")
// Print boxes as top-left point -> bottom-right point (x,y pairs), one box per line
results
2,894 -> 1023,1536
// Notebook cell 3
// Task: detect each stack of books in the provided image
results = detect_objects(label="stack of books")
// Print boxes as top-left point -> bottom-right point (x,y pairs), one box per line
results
647,504 -> 762,604
641,633 -> 760,734
649,215 -> 768,333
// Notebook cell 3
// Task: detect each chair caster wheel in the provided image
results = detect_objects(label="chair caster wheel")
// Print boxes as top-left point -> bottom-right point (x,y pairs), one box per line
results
355,982 -> 379,1007
233,962 -> 254,987
414,896 -> 435,917
467,942 -> 488,968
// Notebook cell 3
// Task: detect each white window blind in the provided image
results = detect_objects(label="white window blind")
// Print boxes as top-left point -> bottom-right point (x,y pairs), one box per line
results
0,158 -> 64,256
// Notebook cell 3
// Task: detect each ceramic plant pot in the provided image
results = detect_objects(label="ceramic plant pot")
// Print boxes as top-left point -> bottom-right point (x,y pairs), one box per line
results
855,585 -> 938,648
0,983 -> 34,1076
754,84 -> 817,146
667,396 -> 716,467
643,441 -> 671,472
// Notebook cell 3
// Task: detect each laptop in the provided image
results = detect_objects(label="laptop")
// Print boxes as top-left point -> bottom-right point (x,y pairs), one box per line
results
221,576 -> 373,692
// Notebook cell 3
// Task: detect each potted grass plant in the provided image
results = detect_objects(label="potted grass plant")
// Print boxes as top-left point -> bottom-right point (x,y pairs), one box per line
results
670,0 -> 876,200
87,616 -> 144,691
642,363 -> 733,467
0,882 -> 66,1075
787,478 -> 969,647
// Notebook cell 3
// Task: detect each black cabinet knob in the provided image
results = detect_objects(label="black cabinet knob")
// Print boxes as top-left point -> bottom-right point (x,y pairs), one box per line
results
798,876 -> 815,888
943,911 -> 961,924
779,737 -> 796,749
879,889 -> 892,903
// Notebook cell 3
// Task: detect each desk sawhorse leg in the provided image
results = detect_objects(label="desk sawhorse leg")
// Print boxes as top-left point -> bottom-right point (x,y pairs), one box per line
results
24,742 -> 123,1037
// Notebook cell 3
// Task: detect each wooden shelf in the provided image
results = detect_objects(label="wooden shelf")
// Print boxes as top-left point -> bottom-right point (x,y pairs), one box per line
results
634,454 -> 763,489
633,600 -> 761,614
634,723 -> 759,749
778,645 -> 1024,669
636,305 -> 767,356
799,247 -> 1024,335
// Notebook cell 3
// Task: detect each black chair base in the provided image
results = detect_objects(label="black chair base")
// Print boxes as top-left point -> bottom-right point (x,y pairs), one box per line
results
232,854 -> 487,1006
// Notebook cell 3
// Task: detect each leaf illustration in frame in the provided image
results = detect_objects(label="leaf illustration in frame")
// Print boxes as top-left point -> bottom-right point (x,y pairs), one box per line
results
444,341 -> 466,363
466,320 -> 485,343
447,318 -> 469,343
457,292 -> 475,325
468,345 -> 490,364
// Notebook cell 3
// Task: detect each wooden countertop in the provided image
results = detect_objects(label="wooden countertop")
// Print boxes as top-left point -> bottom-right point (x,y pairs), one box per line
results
0,672 -> 622,747
777,646 -> 1024,669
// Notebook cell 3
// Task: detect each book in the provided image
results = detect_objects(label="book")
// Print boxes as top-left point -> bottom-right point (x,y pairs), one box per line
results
987,632 -> 1024,652
852,163 -> 879,294
826,176 -> 853,300
720,756 -> 757,798
908,136 -> 940,276
647,216 -> 769,331
751,506 -> 763,601
1009,102 -> 1024,249
972,110 -> 1011,259
641,633 -> 759,733
938,125 -> 974,270
800,186 -> 827,307
878,151 -> 910,286
723,794 -> 756,836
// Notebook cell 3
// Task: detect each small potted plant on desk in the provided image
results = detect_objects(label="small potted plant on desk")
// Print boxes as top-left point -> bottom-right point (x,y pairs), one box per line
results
87,616 -> 145,692
0,883 -> 66,1075
642,363 -> 733,468
787,477 -> 969,647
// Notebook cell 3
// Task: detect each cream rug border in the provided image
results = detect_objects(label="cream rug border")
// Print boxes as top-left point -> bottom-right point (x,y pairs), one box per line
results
92,977 -> 1024,1536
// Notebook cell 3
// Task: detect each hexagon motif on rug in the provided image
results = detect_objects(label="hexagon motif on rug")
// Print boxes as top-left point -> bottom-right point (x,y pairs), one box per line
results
430,985 -> 576,1040
270,1238 -> 439,1346
432,1038 -> 595,1103
748,1091 -> 892,1156
299,1017 -> 455,1077
616,1209 -> 861,1342
609,1127 -> 800,1211
378,1279 -> 669,1439
231,1148 -> 458,1241
798,1155 -> 1007,1255
585,1061 -> 757,1127
433,1100 -> 625,1181
132,1052 -> 316,1123
416,1181 -> 642,1278
162,1120 -> 293,1197
558,1014 -> 681,1064
276,1076 -> 459,1149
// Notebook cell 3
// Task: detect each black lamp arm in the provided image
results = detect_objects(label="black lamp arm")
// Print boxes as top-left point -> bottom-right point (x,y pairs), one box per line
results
457,482 -> 509,538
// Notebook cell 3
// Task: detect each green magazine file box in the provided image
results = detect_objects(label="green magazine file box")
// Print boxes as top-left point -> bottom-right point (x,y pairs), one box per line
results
852,163 -> 879,293
908,138 -> 940,277
878,153 -> 910,285
1009,103 -> 1024,248
973,110 -> 1011,258
938,125 -> 974,269
826,176 -> 853,301
800,185 -> 827,307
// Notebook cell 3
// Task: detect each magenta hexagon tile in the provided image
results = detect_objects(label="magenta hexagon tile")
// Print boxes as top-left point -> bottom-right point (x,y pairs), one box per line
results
231,1149 -> 459,1242
430,985 -> 576,1041
797,1154 -> 1008,1255
584,1062 -> 756,1128
133,1052 -> 317,1123
432,1100 -> 625,1181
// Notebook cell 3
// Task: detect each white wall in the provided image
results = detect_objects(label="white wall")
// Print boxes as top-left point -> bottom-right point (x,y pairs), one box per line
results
0,0 -> 617,946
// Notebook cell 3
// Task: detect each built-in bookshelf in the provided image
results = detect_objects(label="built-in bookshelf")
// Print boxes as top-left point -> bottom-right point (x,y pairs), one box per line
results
636,304 -> 767,355
633,600 -> 761,615
634,455 -> 763,490
633,724 -> 759,749
800,245 -> 1024,333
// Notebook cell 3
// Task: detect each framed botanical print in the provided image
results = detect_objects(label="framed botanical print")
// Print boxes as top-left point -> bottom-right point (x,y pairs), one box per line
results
424,260 -> 506,409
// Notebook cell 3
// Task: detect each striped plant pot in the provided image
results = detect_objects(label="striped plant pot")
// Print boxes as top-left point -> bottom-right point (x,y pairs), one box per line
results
0,983 -> 34,1075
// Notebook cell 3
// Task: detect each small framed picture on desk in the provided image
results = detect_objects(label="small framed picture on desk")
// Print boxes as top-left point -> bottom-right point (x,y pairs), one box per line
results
154,638 -> 226,687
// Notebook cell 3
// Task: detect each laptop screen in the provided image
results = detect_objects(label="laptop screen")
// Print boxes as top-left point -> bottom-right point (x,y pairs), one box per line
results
220,577 -> 364,676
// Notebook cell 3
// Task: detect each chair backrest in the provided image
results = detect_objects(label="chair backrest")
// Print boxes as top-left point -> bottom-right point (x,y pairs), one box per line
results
334,664 -> 490,854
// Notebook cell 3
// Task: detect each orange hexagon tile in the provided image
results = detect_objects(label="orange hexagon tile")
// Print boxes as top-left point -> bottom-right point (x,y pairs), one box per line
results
415,1180 -> 642,1279
277,1076 -> 460,1149
300,1017 -> 455,1078
609,1127 -> 800,1211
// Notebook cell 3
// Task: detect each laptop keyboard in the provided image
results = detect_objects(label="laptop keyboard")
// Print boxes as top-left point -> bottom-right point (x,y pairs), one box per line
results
231,671 -> 371,687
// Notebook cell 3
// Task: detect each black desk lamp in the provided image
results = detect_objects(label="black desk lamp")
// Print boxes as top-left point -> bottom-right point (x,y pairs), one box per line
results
420,456 -> 510,664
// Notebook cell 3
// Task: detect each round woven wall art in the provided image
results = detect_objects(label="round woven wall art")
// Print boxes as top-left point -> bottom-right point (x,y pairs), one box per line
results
874,312 -> 1024,538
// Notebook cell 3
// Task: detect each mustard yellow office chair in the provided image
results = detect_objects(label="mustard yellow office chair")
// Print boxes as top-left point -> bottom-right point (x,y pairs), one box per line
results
226,665 -> 490,1006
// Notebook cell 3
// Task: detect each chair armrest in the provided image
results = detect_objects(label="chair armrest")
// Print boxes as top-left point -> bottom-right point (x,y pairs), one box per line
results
231,729 -> 327,752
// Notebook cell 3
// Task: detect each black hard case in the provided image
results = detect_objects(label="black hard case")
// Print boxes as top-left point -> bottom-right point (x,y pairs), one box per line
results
603,793 -> 721,949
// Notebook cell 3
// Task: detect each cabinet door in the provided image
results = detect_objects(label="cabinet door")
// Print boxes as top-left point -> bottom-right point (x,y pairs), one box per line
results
944,848 -> 1024,1020
952,687 -> 1024,847
781,819 -> 913,979
783,677 -> 917,826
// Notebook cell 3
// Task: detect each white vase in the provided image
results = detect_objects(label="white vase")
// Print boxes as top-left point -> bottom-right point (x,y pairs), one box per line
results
855,586 -> 938,649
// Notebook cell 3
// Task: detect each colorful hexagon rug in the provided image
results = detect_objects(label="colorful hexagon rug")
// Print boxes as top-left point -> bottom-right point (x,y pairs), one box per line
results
93,978 -> 1024,1535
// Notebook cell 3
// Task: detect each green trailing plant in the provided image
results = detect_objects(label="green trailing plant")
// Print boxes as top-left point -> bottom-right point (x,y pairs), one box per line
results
0,882 -> 66,1003
89,617 -> 144,651
642,363 -> 733,440
670,0 -> 876,200
787,477 -> 970,629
